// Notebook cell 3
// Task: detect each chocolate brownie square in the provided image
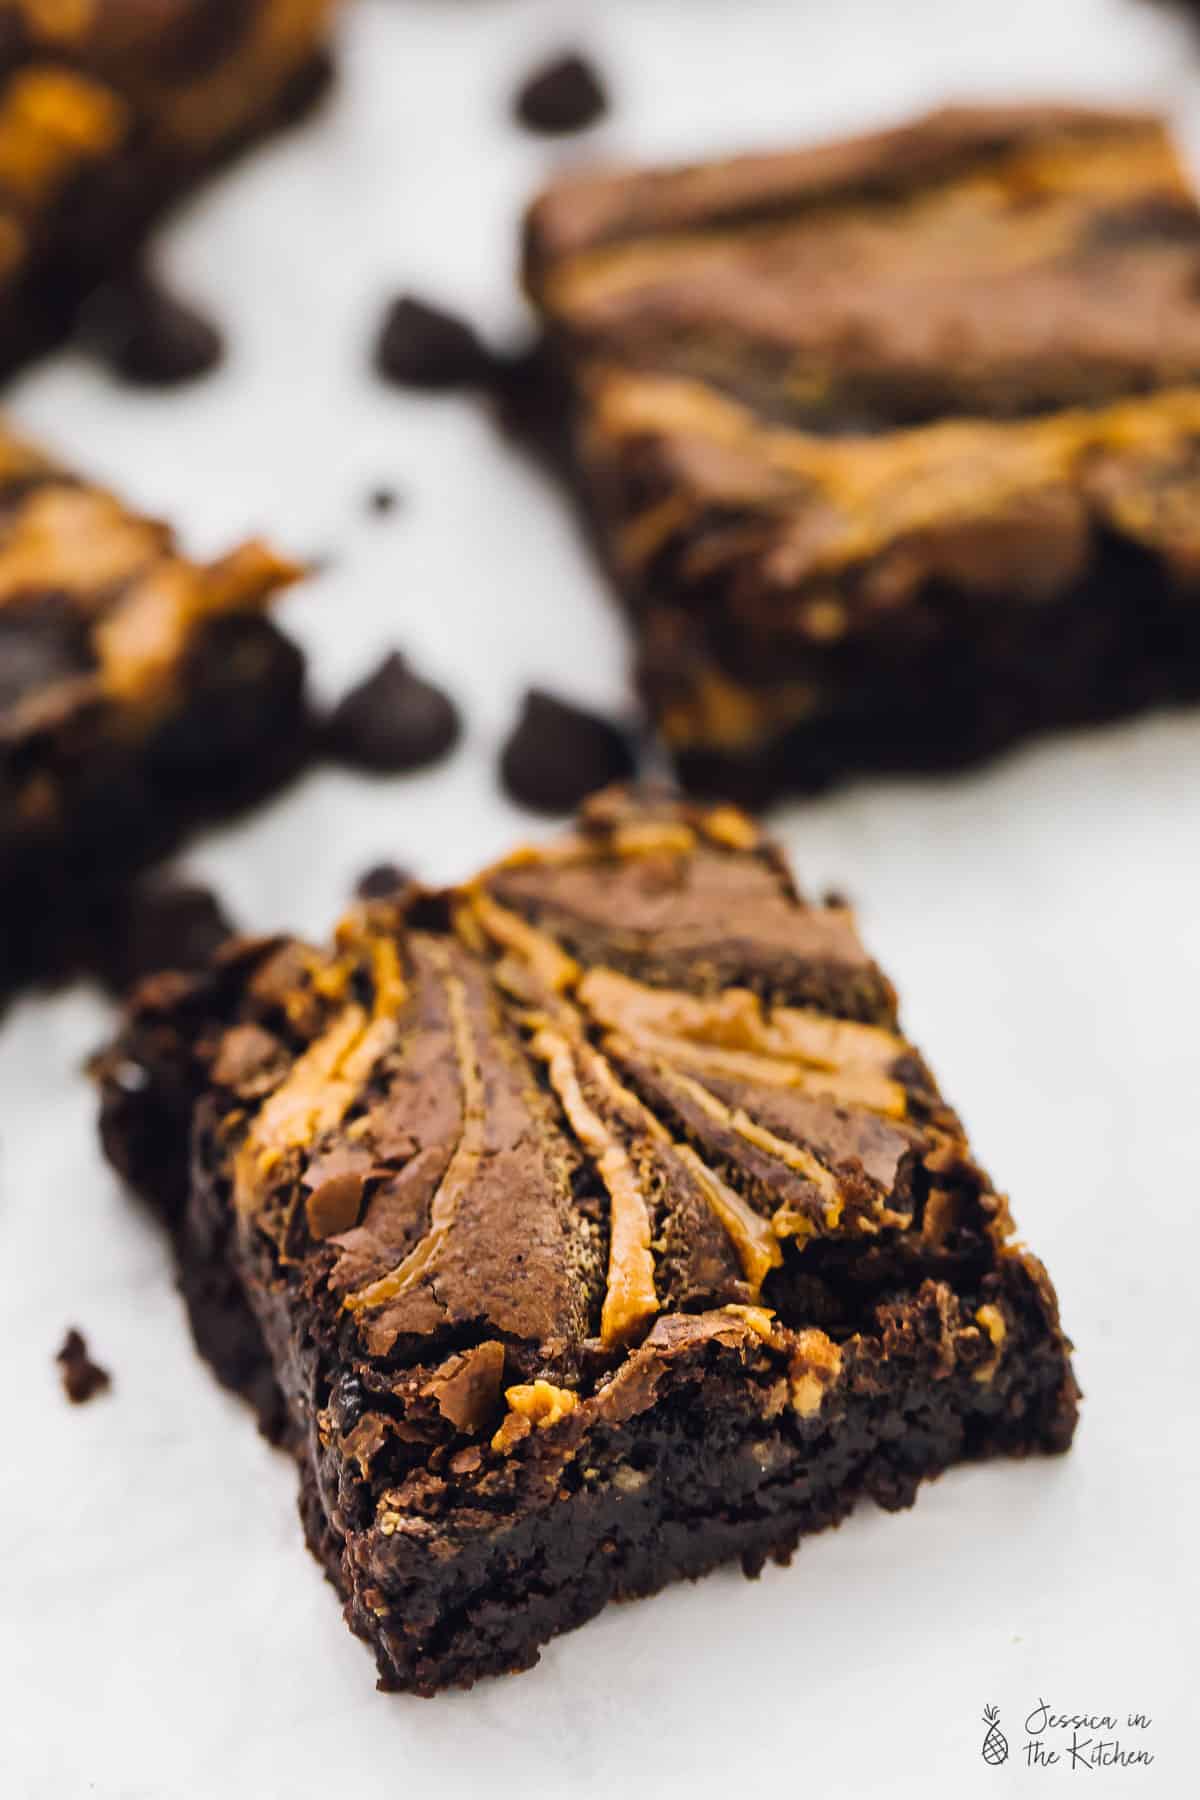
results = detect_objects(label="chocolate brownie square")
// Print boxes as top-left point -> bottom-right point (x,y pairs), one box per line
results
0,421 -> 306,996
524,105 -> 1200,798
97,788 -> 1078,1694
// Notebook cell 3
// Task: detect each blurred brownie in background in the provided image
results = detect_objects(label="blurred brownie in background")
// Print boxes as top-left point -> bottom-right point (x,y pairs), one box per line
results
525,105 -> 1200,800
0,0 -> 338,377
0,421 -> 307,998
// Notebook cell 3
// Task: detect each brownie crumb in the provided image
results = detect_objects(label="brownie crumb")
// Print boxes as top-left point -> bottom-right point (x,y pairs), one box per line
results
514,51 -> 608,136
327,651 -> 461,774
355,861 -> 412,901
56,1329 -> 111,1405
95,879 -> 235,992
373,295 -> 490,391
499,688 -> 636,814
366,486 -> 401,517
79,270 -> 224,388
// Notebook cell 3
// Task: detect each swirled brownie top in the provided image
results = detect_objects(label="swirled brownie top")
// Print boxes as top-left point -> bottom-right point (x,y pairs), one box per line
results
114,787 -> 1060,1402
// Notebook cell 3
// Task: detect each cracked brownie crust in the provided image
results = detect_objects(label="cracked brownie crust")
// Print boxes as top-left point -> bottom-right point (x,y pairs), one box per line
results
98,789 -> 1078,1694
525,105 -> 1200,798
0,0 -> 338,375
0,422 -> 305,996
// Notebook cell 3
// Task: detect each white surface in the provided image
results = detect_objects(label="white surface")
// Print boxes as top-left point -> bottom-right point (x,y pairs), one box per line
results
0,1 -> 1197,1795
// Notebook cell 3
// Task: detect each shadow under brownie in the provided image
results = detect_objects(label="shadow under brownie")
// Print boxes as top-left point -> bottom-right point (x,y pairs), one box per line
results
97,788 -> 1077,1695
0,421 -> 308,998
524,104 -> 1200,800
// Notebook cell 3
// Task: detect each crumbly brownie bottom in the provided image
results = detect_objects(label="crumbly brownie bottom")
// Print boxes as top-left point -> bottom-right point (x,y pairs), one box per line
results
656,531 -> 1200,802
168,1188 -> 1068,1694
330,1365 -> 1067,1696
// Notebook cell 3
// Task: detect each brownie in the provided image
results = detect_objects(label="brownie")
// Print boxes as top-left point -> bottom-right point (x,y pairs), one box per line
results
524,104 -> 1200,798
0,422 -> 306,998
96,787 -> 1078,1695
56,1326 -> 111,1404
0,0 -> 338,378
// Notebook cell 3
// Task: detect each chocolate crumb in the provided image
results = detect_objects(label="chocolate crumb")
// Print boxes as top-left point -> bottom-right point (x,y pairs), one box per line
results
373,295 -> 490,391
499,688 -> 637,814
327,651 -> 461,774
78,270 -> 224,387
355,861 -> 412,901
56,1329 -> 111,1405
421,1341 -> 507,1434
514,52 -> 608,136
306,1170 -> 365,1240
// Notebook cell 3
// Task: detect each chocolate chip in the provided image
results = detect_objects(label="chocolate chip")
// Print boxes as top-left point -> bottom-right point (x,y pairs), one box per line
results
95,880 -> 235,992
79,271 -> 224,388
355,862 -> 412,901
327,651 -> 461,774
56,1329 -> 111,1405
514,52 -> 608,136
499,688 -> 637,815
373,295 -> 490,391
330,1373 -> 366,1434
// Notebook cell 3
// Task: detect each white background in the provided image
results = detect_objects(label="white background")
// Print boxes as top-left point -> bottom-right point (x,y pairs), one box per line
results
1,1 -> 1197,1794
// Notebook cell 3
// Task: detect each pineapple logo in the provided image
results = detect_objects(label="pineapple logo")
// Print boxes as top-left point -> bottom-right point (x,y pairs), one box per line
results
980,1704 -> 1009,1766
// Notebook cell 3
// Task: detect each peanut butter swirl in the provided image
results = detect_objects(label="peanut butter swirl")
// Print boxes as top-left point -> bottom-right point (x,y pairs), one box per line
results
200,791 -> 987,1391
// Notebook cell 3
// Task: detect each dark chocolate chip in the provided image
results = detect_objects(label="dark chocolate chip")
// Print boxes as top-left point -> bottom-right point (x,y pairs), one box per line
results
330,1373 -> 366,1434
486,339 -> 567,464
373,295 -> 490,391
56,1329 -> 111,1405
499,688 -> 637,815
96,880 -> 235,992
514,52 -> 608,136
327,652 -> 461,774
355,862 -> 412,901
79,271 -> 224,388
